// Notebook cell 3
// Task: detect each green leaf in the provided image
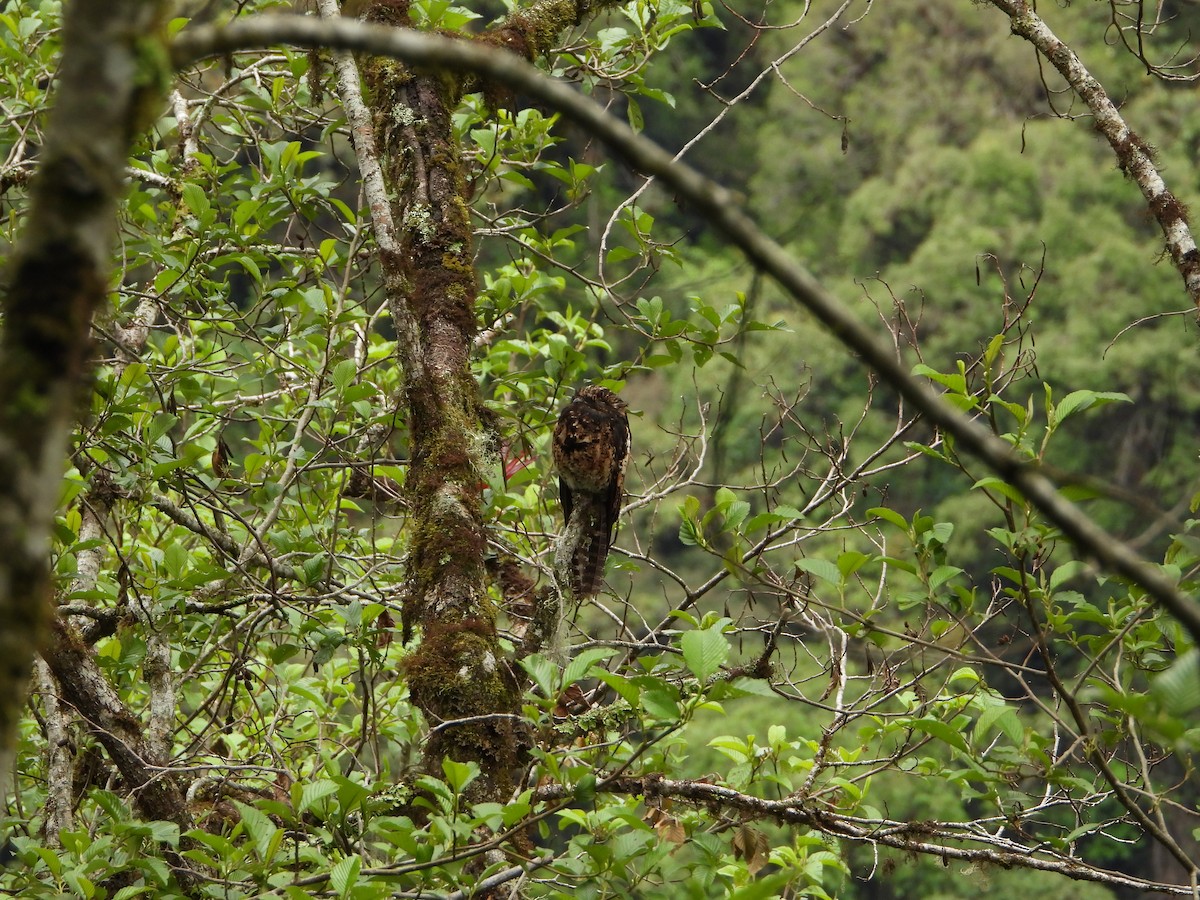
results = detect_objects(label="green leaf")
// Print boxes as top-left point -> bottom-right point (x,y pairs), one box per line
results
910,718 -> 970,753
713,486 -> 737,510
983,333 -> 1004,367
151,457 -> 189,478
441,757 -> 479,793
726,676 -> 777,697
626,95 -> 644,133
519,654 -> 556,698
146,820 -> 180,847
573,773 -> 597,804
1152,649 -> 1200,715
332,358 -> 357,392
837,550 -> 871,577
678,497 -> 705,547
972,476 -> 1024,503
912,363 -> 966,394
728,871 -> 794,899
974,703 -> 1022,747
794,557 -> 841,585
722,500 -> 751,531
233,800 -> 279,862
163,541 -> 189,579
303,553 -> 329,584
928,565 -> 963,591
595,670 -> 641,706
330,855 -> 361,897
633,676 -> 681,720
180,181 -> 210,219
1049,560 -> 1088,591
867,507 -> 908,531
297,779 -> 339,816
1054,389 -> 1131,424
563,647 -> 616,687
681,628 -> 728,681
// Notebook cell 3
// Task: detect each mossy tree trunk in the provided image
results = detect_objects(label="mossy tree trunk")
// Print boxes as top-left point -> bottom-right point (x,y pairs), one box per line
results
0,0 -> 169,800
359,0 -> 622,797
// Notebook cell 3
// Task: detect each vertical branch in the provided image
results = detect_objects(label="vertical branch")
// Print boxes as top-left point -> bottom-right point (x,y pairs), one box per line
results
0,0 -> 170,799
35,477 -> 114,842
318,0 -> 519,794
33,660 -> 72,845
43,619 -> 191,828
344,0 -> 628,792
358,0 -> 518,792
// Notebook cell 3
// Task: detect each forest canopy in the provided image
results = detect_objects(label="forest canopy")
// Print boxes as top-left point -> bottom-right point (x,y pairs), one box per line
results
2,0 -> 1200,897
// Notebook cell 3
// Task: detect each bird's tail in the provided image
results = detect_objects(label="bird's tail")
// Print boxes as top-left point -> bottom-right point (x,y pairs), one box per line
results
570,518 -> 611,598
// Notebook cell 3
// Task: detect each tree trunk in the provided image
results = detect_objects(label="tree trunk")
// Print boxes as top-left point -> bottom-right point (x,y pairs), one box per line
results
358,0 -> 624,798
0,0 -> 169,799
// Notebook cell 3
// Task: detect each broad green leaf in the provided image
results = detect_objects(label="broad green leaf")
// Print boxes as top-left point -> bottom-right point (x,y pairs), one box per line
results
795,557 -> 841,585
595,670 -> 641,706
1152,649 -> 1200,715
297,779 -> 339,816
972,476 -> 1024,503
867,507 -> 908,531
928,565 -> 963,591
1055,389 -> 1131,424
681,627 -> 728,681
974,703 -> 1022,747
180,181 -> 209,219
441,757 -> 479,793
330,855 -> 361,897
912,363 -> 966,394
723,500 -> 751,531
563,647 -> 617,687
519,654 -> 556,698
233,800 -> 279,862
910,718 -> 970,754
634,676 -> 681,720
332,358 -> 358,392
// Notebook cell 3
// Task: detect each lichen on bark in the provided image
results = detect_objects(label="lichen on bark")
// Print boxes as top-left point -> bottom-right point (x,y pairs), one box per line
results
357,0 -> 631,800
0,0 -> 171,801
361,0 -> 517,795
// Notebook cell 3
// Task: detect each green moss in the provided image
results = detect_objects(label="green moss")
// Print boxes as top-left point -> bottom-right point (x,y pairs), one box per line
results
403,621 -> 523,790
361,11 -> 528,793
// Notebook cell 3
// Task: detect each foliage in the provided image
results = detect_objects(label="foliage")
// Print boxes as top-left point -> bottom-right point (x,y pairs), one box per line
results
2,0 -> 1200,897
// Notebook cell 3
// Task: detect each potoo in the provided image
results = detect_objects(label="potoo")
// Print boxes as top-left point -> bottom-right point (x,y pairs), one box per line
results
552,385 -> 631,598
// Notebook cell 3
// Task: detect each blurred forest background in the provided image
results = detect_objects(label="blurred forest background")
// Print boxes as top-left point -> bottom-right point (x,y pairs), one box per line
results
565,1 -> 1200,894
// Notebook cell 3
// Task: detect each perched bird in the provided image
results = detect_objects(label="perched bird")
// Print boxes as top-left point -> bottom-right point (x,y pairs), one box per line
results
552,385 -> 631,598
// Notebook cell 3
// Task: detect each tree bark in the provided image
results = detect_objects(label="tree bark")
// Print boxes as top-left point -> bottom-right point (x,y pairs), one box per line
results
356,0 -> 623,794
43,619 -> 191,828
0,0 -> 169,800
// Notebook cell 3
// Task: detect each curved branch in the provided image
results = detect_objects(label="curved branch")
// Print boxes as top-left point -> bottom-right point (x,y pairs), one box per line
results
536,776 -> 1194,894
987,0 -> 1200,305
169,15 -> 1200,648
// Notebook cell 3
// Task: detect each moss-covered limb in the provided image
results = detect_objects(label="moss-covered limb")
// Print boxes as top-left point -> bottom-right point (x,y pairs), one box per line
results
404,621 -> 525,795
364,52 -> 487,633
361,0 -> 520,794
42,619 -> 193,828
470,0 -> 629,110
356,0 -> 630,792
0,0 -> 170,800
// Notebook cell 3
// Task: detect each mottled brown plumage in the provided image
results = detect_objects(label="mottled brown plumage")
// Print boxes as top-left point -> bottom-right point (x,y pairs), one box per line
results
553,385 -> 630,597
